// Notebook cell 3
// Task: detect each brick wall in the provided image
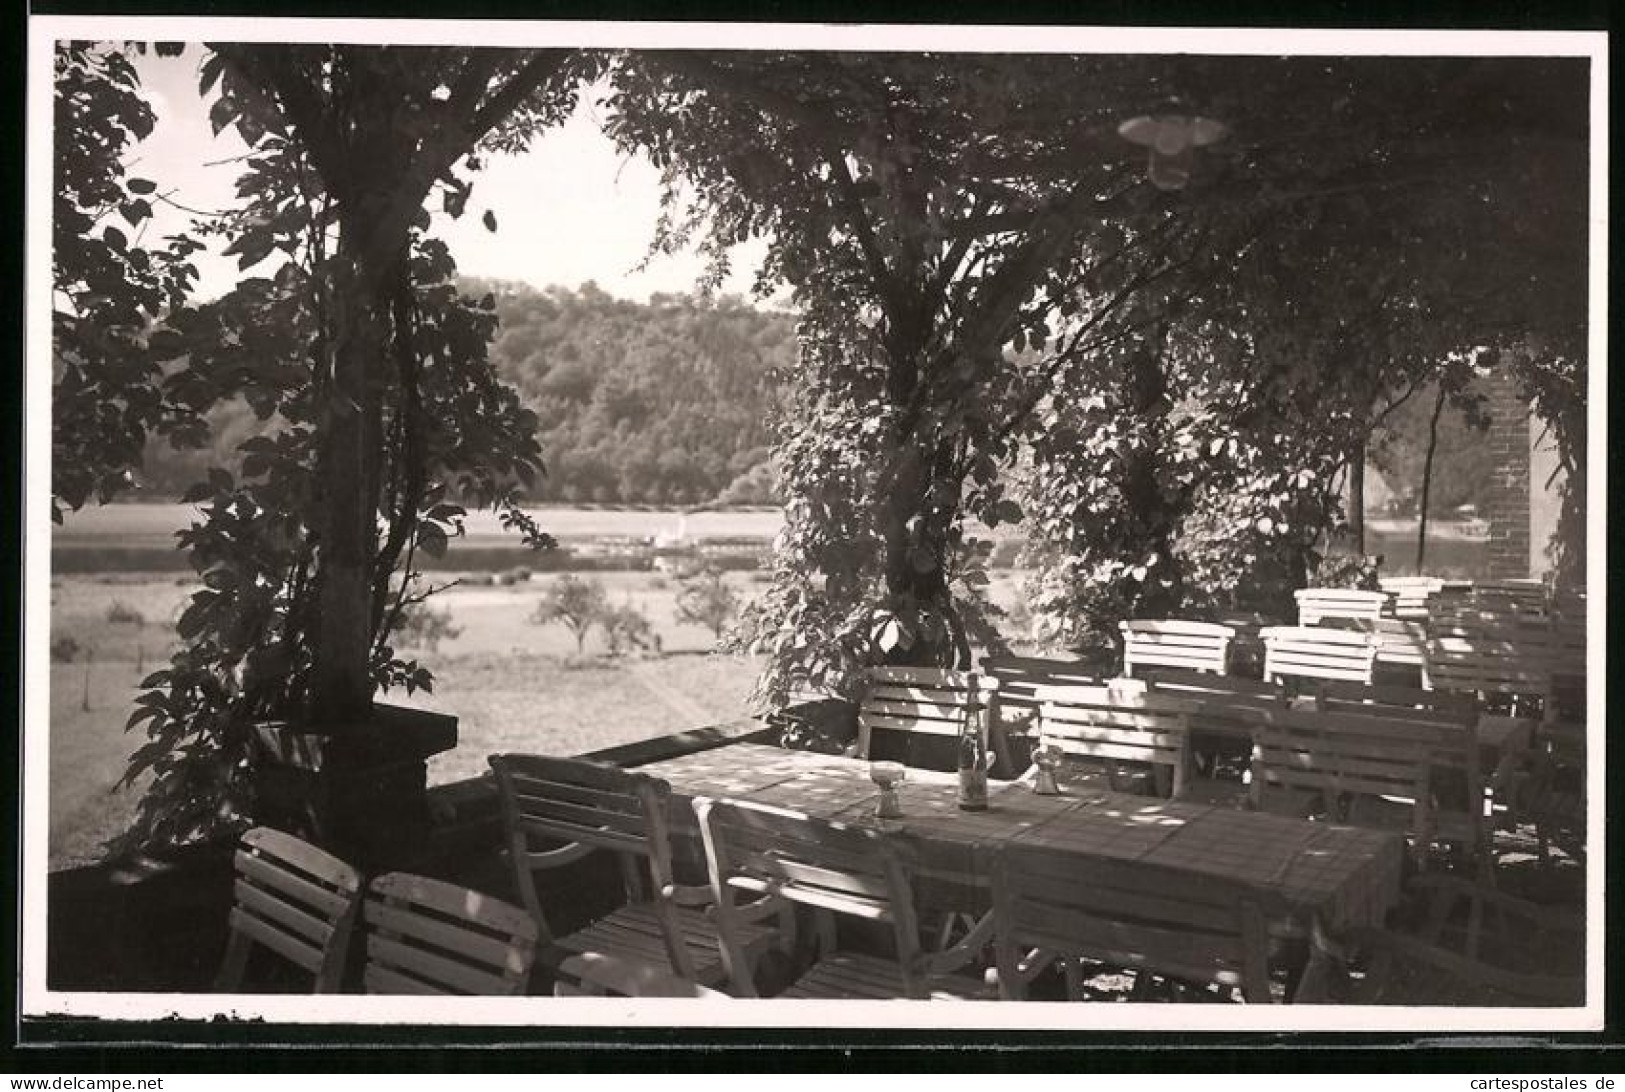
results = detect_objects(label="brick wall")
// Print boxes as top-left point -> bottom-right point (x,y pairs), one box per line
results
1482,360 -> 1532,578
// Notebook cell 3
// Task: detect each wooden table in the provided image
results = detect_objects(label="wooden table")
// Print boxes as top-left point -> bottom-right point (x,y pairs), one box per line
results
641,742 -> 1404,939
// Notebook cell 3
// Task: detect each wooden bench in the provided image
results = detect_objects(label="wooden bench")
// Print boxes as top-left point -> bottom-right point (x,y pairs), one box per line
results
1118,619 -> 1235,677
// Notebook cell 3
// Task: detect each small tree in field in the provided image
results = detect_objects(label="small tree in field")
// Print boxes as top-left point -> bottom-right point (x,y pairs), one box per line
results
531,574 -> 609,655
674,564 -> 740,643
601,600 -> 656,658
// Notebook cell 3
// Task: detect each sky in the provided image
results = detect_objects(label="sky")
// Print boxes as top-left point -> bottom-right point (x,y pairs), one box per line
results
128,48 -> 771,303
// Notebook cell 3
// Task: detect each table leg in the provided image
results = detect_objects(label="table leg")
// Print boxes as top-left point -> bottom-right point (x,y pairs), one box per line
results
1292,915 -> 1348,1003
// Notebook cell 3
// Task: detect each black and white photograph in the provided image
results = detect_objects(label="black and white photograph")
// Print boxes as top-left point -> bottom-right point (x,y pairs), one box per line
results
23,15 -> 1604,1033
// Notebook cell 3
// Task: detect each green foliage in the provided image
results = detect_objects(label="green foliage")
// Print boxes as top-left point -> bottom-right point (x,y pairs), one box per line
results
609,53 -> 1210,702
69,43 -> 590,856
478,281 -> 793,505
391,604 -> 463,653
1370,377 -> 1493,516
130,280 -> 796,508
673,564 -> 741,642
601,600 -> 657,657
51,42 -> 205,519
530,574 -> 609,653
1513,348 -> 1587,590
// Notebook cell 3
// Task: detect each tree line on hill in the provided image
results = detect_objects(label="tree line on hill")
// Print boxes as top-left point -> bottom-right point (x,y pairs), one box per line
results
129,281 -> 795,507
123,278 -> 1492,518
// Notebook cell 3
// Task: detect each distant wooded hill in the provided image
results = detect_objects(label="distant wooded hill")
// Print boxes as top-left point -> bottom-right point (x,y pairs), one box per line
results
132,281 -> 795,506
125,279 -> 1491,516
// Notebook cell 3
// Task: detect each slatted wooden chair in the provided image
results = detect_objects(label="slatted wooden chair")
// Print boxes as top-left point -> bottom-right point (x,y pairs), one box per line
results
1380,576 -> 1443,622
1343,876 -> 1583,1006
1118,619 -> 1235,677
694,797 -> 991,1000
1366,618 -> 1431,686
1294,587 -> 1392,626
488,753 -> 781,992
362,873 -> 538,995
990,843 -> 1277,1003
856,666 -> 1010,776
980,654 -> 1103,736
1311,687 -> 1489,874
1140,668 -> 1285,798
1251,706 -> 1438,867
1259,625 -> 1377,692
1140,667 -> 1284,739
215,827 -> 363,994
1425,612 -> 1563,719
1035,681 -> 1195,799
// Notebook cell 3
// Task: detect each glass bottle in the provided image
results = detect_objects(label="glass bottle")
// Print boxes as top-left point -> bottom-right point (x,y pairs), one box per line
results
957,696 -> 989,811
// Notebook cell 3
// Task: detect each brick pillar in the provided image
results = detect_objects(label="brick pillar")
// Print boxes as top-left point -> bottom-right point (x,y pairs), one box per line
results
1483,359 -> 1532,578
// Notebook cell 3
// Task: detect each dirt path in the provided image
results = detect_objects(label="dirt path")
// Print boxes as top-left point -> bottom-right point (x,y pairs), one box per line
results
622,657 -> 719,727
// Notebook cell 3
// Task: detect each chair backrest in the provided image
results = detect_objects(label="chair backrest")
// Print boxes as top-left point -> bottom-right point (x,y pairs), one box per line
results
1294,587 -> 1392,625
1380,576 -> 1442,621
1140,667 -> 1284,741
1036,681 -> 1194,798
487,753 -> 685,947
1118,619 -> 1234,677
214,826 -> 363,994
856,665 -> 998,763
694,797 -> 923,998
1310,678 -> 1478,722
1367,618 -> 1430,674
363,873 -> 538,995
1251,706 -> 1435,840
1260,625 -> 1376,689
1311,687 -> 1484,854
1425,613 -> 1564,705
980,654 -> 1102,722
990,843 -> 1274,1002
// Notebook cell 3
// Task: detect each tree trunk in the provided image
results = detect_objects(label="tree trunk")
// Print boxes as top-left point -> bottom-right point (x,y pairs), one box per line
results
1347,436 -> 1366,555
1414,383 -> 1449,573
309,241 -> 390,727
879,436 -> 967,669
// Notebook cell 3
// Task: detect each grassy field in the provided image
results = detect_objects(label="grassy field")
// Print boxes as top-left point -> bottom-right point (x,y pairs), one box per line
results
42,570 -> 770,869
44,564 -> 1038,869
